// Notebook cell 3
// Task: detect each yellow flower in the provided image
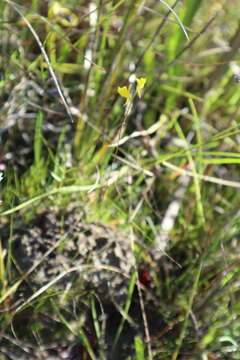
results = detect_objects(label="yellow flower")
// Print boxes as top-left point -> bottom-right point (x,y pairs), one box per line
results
117,85 -> 132,105
117,77 -> 147,105
136,77 -> 147,98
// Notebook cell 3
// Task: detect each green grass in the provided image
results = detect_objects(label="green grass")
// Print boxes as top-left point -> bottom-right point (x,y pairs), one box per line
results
1,0 -> 240,358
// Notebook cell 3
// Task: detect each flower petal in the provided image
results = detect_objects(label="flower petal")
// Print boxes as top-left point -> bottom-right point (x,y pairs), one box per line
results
118,86 -> 132,104
136,77 -> 147,98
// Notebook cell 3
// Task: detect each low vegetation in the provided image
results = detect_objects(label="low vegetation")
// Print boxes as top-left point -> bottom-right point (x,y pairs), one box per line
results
0,0 -> 240,359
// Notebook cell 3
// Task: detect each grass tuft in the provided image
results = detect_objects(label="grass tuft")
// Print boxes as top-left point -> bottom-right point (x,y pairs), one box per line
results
1,0 -> 240,358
